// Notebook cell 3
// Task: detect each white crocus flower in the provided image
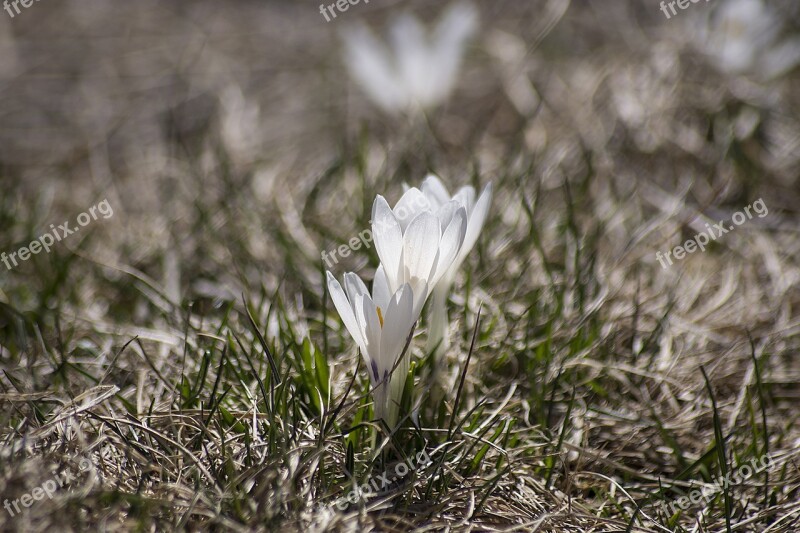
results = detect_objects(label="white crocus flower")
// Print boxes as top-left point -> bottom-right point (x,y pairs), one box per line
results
697,0 -> 800,79
418,175 -> 492,360
342,2 -> 479,115
326,268 -> 418,427
371,191 -> 468,319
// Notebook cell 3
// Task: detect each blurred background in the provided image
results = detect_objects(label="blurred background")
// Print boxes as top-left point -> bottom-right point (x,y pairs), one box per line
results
1,0 -> 799,300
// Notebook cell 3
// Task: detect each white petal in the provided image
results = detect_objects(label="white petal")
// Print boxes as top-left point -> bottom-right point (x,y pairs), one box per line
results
344,272 -> 369,307
457,182 -> 492,267
396,246 -> 431,318
390,13 -> 431,106
432,207 -> 467,288
428,2 -> 478,104
402,212 -> 441,289
326,272 -> 367,355
372,264 -> 392,311
435,200 -> 460,232
452,186 -> 476,213
385,284 -> 415,425
421,174 -> 451,207
410,279 -> 429,320
342,25 -> 405,113
355,293 -> 383,377
380,283 -> 415,372
435,2 -> 480,52
393,187 -> 432,231
372,195 -> 404,293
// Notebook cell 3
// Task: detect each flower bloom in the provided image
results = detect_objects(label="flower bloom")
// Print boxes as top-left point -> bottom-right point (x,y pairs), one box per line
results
697,0 -> 800,78
342,2 -> 478,114
326,267 -> 418,426
371,190 -> 467,317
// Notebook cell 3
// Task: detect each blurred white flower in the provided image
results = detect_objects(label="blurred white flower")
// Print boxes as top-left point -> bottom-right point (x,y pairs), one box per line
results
342,2 -> 479,114
698,0 -> 800,79
219,85 -> 262,161
326,270 -> 417,427
371,190 -> 467,318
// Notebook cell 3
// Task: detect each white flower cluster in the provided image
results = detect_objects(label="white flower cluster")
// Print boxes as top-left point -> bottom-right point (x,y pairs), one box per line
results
342,3 -> 478,115
697,0 -> 800,79
326,175 -> 491,427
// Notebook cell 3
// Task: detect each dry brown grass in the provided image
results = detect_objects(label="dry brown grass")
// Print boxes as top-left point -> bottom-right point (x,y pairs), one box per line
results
1,1 -> 800,531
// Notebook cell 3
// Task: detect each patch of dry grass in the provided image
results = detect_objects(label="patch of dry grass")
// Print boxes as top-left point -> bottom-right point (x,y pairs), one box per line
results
1,1 -> 800,531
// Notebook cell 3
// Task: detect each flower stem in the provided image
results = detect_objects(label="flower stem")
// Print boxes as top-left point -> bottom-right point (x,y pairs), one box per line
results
427,284 -> 450,403
427,284 -> 450,360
